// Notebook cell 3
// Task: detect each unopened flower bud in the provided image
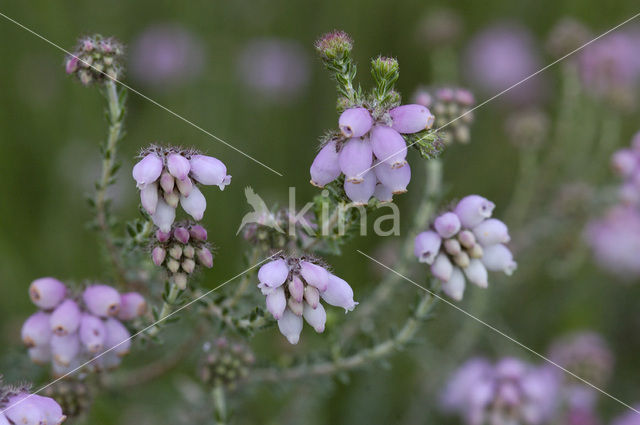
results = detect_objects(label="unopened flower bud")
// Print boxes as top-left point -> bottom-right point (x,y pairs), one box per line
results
442,268 -> 466,301
173,227 -> 190,244
288,276 -> 304,302
288,298 -> 304,316
458,230 -> 476,248
303,302 -> 326,333
300,261 -> 329,291
163,189 -> 180,208
167,153 -> 191,181
160,171 -> 175,193
169,244 -> 183,259
83,285 -> 121,318
197,247 -> 214,268
50,299 -> 81,335
167,258 -> 180,273
303,285 -> 320,309
469,243 -> 484,259
315,31 -> 353,60
189,224 -> 208,241
464,259 -> 489,288
277,308 -> 303,344
176,176 -> 193,197
140,182 -> 159,215
266,286 -> 286,319
182,258 -> 196,274
156,229 -> 170,242
431,253 -> 453,282
152,246 -> 166,266
444,239 -> 462,256
180,185 -> 206,221
453,251 -> 470,268
29,277 -> 67,310
152,198 -> 176,233
173,273 -> 188,290
183,245 -> 195,258
132,153 -> 163,188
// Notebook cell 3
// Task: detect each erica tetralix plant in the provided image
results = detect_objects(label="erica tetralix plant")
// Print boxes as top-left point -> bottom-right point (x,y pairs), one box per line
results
257,255 -> 357,344
309,31 -> 443,205
65,34 -> 124,85
414,195 -> 516,300
0,379 -> 66,425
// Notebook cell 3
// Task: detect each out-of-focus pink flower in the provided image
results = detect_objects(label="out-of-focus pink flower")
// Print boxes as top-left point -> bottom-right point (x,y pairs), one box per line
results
236,38 -> 310,102
464,23 -> 545,106
130,24 -> 205,88
611,406 -> 640,425
548,331 -> 613,388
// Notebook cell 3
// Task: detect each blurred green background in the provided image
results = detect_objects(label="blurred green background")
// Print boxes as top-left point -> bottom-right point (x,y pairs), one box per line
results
1,0 -> 640,423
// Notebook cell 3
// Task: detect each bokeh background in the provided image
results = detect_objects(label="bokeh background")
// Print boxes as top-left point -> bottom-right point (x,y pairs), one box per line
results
1,0 -> 640,423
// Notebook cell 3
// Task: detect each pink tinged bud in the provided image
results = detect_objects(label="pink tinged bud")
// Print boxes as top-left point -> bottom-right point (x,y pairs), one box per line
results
169,244 -> 183,259
140,182 -> 159,215
444,239 -> 462,256
370,125 -> 408,168
454,195 -> 496,228
118,292 -> 147,321
482,244 -> 517,275
321,273 -> 358,313
441,267 -> 466,301
288,298 -> 304,316
28,345 -> 51,364
196,247 -> 214,268
152,198 -> 176,233
374,162 -> 411,194
5,394 -> 45,425
164,189 -> 180,208
173,227 -> 190,244
167,259 -> 180,273
183,245 -> 195,257
180,185 -> 206,221
79,314 -> 107,353
310,140 -> 341,187
104,317 -> 131,357
132,153 -> 163,188
66,56 -> 79,74
167,153 -> 191,181
189,155 -> 231,189
51,333 -> 80,366
458,230 -> 476,248
374,182 -> 393,202
303,285 -> 320,309
344,170 -> 376,205
174,273 -> 188,290
31,395 -> 66,425
159,171 -> 175,193
611,149 -> 637,177
258,258 -> 289,288
431,253 -> 453,281
29,277 -> 66,310
339,137 -> 373,183
288,276 -> 305,302
303,302 -> 326,333
176,176 -> 193,197
266,286 -> 287,319
473,218 -> 510,246
156,229 -> 170,242
22,312 -> 52,347
152,246 -> 166,266
435,212 -> 462,238
390,104 -> 435,133
277,308 -> 303,344
300,261 -> 329,291
190,224 -> 208,241
83,285 -> 121,318
464,259 -> 489,288
414,231 -> 442,264
50,299 -> 81,335
339,107 -> 373,138
182,258 -> 196,274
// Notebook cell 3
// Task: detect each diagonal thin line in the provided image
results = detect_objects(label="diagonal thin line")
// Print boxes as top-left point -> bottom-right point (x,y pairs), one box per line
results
361,11 -> 640,176
357,249 -> 640,415
0,11 -> 283,177
0,251 -> 281,415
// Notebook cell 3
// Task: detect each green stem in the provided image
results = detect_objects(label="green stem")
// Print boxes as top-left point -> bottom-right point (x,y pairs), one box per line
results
505,149 -> 539,227
148,282 -> 181,336
212,385 -> 228,425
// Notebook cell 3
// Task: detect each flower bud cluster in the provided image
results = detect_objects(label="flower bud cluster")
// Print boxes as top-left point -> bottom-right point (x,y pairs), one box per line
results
548,332 -> 613,388
310,104 -> 436,204
41,380 -> 91,421
151,223 -> 214,290
414,195 -> 516,300
0,381 -> 66,425
441,357 -> 559,425
22,278 -> 146,377
65,35 -> 124,85
198,338 -> 255,390
314,31 -> 353,62
413,87 -> 475,144
257,255 -> 358,344
132,145 -> 231,232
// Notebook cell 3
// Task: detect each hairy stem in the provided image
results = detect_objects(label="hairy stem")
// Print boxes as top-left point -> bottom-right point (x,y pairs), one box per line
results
148,282 -> 182,336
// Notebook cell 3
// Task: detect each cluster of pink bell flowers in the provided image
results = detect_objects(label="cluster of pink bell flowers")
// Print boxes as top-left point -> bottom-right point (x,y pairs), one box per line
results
414,195 -> 517,300
21,277 -> 146,377
132,145 -> 231,232
310,103 -> 435,204
257,256 -> 357,344
0,387 -> 66,425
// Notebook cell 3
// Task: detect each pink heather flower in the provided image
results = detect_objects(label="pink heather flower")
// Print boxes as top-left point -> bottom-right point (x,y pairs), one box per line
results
548,331 -> 613,388
299,261 -> 329,292
442,267 -> 466,300
321,273 -> 358,312
189,155 -> 231,190
464,259 -> 489,288
339,107 -> 374,138
586,205 -> 640,278
266,286 -> 287,319
176,177 -> 193,197
303,286 -> 320,309
610,406 -> 640,425
465,23 -> 545,105
277,308 -> 303,344
4,393 -> 58,425
310,140 -> 341,187
104,318 -> 131,357
482,244 -> 517,275
65,56 -> 79,74
196,247 -> 214,268
83,285 -> 121,318
374,162 -> 411,194
370,125 -> 408,168
132,153 -> 163,188
389,104 -> 435,133
431,253 -> 454,281
152,198 -> 176,232
173,227 -> 190,244
29,277 -> 66,310
258,259 -> 289,288
344,170 -> 376,205
160,171 -> 174,193
140,182 -> 159,214
611,149 -> 638,177
473,218 -> 511,245
21,312 -> 52,347
288,276 -> 305,303
455,195 -> 496,228
51,333 -> 80,366
339,138 -> 373,183
189,224 -> 208,241
303,302 -> 326,332
156,229 -> 171,242
435,212 -> 462,238
374,183 -> 393,202
166,153 -> 191,181
30,394 -> 66,425
118,292 -> 147,321
152,246 -> 166,266
79,314 -> 107,353
179,185 -> 206,221
414,231 -> 443,264
28,345 -> 52,365
50,299 -> 81,335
